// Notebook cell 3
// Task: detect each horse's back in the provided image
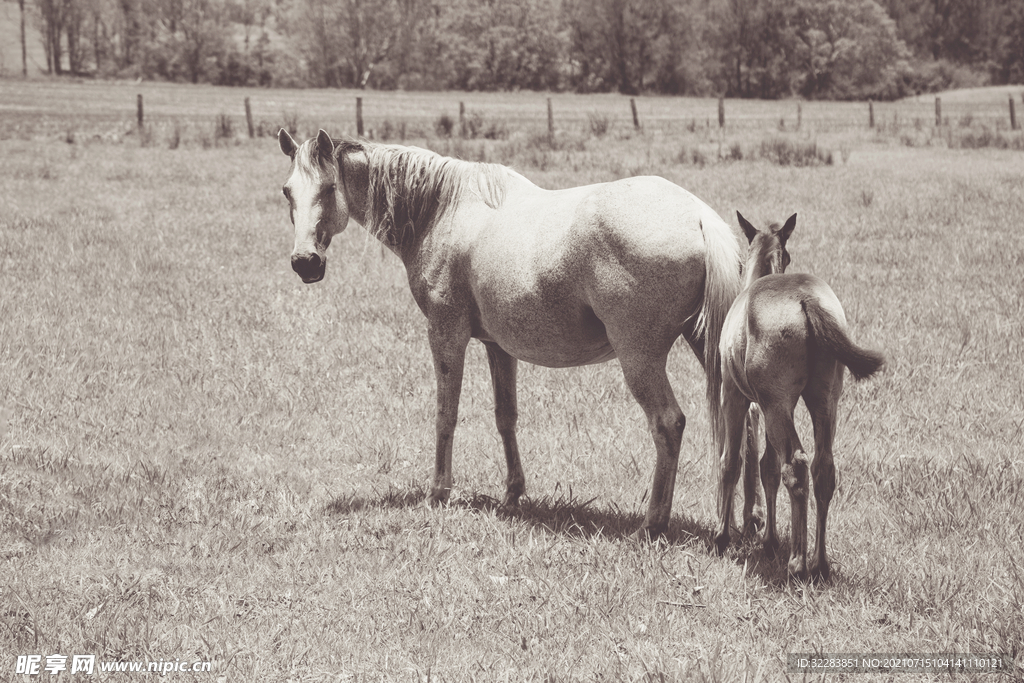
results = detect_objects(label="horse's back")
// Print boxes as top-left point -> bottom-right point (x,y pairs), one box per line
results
461,175 -> 726,366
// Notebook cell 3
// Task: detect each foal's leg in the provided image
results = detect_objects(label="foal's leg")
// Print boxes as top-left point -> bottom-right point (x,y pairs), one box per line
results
763,405 -> 808,578
713,378 -> 750,553
741,404 -> 764,535
803,364 -> 844,581
483,341 -> 525,506
759,437 -> 781,557
617,351 -> 685,539
426,317 -> 470,505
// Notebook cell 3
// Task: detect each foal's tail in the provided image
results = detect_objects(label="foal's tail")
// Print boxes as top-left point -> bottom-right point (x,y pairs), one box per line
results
694,213 -> 742,448
803,299 -> 885,380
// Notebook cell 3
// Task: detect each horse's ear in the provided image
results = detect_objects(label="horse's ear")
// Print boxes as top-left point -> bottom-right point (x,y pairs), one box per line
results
737,211 -> 758,244
279,128 -> 298,158
779,213 -> 797,245
315,129 -> 335,162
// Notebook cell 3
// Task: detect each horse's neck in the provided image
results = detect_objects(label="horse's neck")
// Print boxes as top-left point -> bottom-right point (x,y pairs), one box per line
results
743,257 -> 774,289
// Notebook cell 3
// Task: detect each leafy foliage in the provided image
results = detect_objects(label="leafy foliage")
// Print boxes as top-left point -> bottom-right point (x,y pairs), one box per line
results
21,0 -> 1024,96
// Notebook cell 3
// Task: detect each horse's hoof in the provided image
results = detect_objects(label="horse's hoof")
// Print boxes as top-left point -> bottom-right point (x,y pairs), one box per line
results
501,492 -> 522,508
632,526 -> 663,543
762,536 -> 780,559
713,532 -> 730,555
428,488 -> 450,506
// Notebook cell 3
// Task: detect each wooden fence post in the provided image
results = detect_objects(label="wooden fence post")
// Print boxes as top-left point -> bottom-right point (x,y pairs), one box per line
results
1010,95 -> 1018,131
547,98 -> 554,137
718,97 -> 725,128
137,94 -> 144,130
935,96 -> 942,127
244,97 -> 254,138
356,97 -> 364,137
797,102 -> 802,131
630,98 -> 640,130
868,100 -> 874,128
459,101 -> 466,137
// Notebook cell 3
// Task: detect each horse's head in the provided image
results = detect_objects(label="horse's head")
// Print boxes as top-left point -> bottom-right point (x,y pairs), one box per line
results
278,128 -> 353,283
737,211 -> 796,284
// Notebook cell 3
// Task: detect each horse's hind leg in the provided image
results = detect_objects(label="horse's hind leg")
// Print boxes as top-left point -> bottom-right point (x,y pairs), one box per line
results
804,363 -> 844,581
759,436 -> 781,557
763,404 -> 808,578
484,341 -> 525,506
616,351 -> 685,539
714,378 -> 750,553
741,404 -> 764,536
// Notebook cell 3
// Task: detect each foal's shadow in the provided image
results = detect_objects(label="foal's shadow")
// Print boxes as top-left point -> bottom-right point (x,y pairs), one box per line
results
323,482 -> 798,586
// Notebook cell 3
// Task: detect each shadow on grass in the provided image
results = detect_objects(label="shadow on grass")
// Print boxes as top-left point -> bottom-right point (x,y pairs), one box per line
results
323,481 -> 714,547
322,481 -> 803,588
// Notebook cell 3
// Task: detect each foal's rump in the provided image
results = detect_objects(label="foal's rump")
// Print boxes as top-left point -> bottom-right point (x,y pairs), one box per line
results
802,298 -> 885,380
747,274 -> 884,384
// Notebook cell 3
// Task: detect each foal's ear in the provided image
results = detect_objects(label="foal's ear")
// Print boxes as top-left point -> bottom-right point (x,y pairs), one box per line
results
279,128 -> 298,158
736,211 -> 758,244
779,213 -> 797,245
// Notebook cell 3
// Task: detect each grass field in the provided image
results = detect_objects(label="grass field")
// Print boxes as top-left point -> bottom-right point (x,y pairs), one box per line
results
1,79 -> 1023,681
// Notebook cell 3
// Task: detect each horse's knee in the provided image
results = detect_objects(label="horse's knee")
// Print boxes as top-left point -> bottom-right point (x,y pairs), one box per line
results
650,409 -> 685,452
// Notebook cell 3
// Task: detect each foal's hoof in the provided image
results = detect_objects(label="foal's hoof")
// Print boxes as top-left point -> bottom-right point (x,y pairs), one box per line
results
742,513 -> 765,536
787,557 -> 809,581
808,557 -> 831,583
762,536 -> 780,559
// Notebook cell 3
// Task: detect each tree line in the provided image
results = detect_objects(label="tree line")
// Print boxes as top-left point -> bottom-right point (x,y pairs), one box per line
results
15,0 -> 1024,99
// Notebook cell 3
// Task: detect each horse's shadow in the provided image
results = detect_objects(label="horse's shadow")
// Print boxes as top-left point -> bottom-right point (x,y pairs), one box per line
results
324,483 -> 799,588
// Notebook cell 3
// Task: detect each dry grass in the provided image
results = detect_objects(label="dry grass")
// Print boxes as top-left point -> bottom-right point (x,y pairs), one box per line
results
1,81 -> 1023,681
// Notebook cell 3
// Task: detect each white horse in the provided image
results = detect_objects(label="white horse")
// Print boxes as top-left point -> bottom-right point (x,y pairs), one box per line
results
278,129 -> 742,539
716,212 -> 884,578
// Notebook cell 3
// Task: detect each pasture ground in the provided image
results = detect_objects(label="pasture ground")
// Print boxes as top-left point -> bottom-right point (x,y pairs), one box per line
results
1,80 -> 1023,681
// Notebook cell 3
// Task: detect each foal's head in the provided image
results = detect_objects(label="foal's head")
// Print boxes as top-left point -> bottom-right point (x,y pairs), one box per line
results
736,212 -> 796,285
279,128 -> 349,284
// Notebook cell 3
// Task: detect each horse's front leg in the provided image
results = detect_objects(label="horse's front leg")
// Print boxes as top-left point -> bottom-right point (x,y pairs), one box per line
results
483,341 -> 525,506
427,315 -> 470,505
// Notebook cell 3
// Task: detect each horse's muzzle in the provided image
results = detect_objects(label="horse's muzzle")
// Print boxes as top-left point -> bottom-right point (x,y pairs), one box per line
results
291,252 -> 326,283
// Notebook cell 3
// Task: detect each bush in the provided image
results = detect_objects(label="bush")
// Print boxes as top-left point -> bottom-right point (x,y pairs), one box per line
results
435,114 -> 456,138
462,111 -> 509,140
758,137 -> 833,166
588,113 -> 612,137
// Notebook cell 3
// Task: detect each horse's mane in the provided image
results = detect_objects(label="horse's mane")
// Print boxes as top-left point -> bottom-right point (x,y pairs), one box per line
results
334,139 -> 510,246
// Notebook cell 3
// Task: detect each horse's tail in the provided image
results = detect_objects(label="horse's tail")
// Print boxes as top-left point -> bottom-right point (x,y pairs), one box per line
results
694,212 -> 742,451
802,299 -> 885,380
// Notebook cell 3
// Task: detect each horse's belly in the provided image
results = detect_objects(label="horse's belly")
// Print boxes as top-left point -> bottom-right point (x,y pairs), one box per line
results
473,301 -> 615,368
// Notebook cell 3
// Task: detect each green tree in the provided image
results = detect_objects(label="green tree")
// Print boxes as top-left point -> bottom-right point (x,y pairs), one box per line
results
791,0 -> 911,99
